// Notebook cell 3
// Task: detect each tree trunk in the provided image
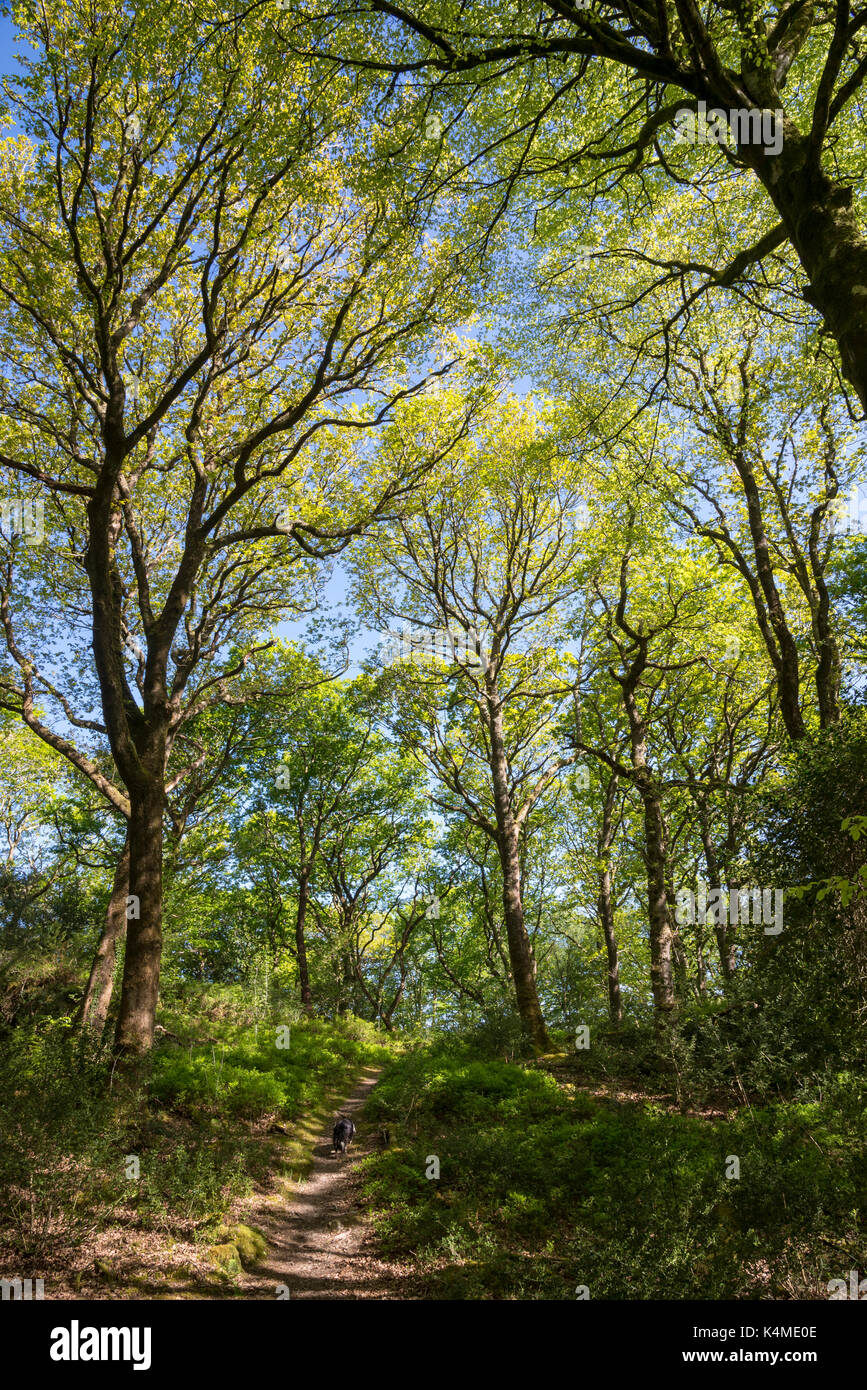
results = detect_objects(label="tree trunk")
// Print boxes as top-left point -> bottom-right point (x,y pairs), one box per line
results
735,451 -> 806,740
696,931 -> 707,999
700,823 -> 737,981
295,865 -> 314,1015
808,554 -> 842,729
597,777 -> 622,1027
80,834 -> 130,1033
114,787 -> 165,1055
383,970 -> 407,1030
338,948 -> 353,1015
638,769 -> 677,1028
618,642 -> 677,1033
751,131 -> 867,414
487,682 -> 550,1052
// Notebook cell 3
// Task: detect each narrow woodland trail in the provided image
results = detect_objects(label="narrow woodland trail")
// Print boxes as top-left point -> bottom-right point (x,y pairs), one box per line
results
237,1066 -> 410,1299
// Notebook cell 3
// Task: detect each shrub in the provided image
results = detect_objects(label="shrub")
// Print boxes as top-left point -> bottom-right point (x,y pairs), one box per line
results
361,1044 -> 866,1299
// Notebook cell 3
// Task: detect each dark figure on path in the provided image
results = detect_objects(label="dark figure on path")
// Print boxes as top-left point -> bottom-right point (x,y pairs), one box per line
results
332,1116 -> 355,1155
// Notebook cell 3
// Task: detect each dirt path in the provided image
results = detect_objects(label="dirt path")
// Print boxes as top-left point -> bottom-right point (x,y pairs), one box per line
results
237,1066 -> 411,1299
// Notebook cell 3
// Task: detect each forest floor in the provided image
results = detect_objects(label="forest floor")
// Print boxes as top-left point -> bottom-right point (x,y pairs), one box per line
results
11,1016 -> 859,1302
45,1058 -> 412,1300
234,1065 -> 414,1299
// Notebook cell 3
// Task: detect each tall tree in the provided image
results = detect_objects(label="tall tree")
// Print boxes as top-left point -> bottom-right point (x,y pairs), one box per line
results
0,1 -> 478,1052
356,395 -> 598,1049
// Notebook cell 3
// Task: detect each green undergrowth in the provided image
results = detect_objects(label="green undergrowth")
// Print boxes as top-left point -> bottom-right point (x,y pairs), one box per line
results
152,989 -> 392,1122
0,983 -> 395,1281
360,1042 -> 867,1300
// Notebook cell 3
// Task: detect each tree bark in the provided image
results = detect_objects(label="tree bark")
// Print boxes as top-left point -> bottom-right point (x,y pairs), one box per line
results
734,451 -> 806,740
751,131 -> 867,413
337,949 -> 353,1015
616,624 -> 677,1032
114,786 -> 165,1055
295,864 -> 314,1015
80,833 -> 130,1033
486,680 -> 550,1052
638,768 -> 677,1028
700,822 -> 737,981
805,519 -> 842,729
597,776 -> 622,1027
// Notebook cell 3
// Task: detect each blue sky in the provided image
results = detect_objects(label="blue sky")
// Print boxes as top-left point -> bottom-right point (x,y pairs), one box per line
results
283,560 -> 377,674
0,10 -> 22,81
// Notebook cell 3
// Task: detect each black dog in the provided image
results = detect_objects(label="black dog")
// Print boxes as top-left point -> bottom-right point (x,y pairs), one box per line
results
332,1116 -> 355,1155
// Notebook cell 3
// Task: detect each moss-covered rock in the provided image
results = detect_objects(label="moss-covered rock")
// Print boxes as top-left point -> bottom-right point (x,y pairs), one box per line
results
213,1223 -> 267,1269
208,1242 -> 242,1277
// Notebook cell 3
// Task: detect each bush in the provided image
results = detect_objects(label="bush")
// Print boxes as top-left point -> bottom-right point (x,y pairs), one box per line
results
360,1044 -> 866,1299
733,711 -> 867,1083
137,1141 -> 250,1230
461,1005 -> 533,1062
